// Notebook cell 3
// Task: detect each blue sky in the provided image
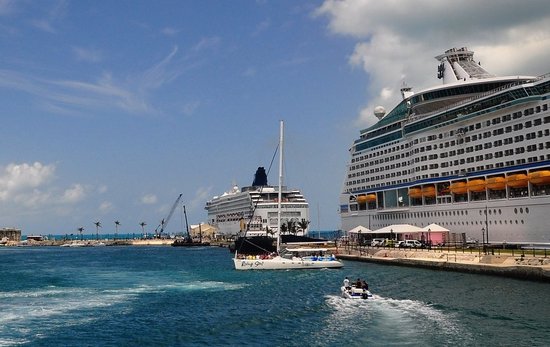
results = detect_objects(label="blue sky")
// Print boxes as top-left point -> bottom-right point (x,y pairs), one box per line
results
1,0 -> 549,236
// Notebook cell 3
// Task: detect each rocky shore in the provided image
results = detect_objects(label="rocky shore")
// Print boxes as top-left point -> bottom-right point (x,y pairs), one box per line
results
337,247 -> 550,282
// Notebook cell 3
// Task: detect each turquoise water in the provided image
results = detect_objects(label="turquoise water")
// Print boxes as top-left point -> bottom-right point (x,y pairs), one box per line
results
1,246 -> 548,346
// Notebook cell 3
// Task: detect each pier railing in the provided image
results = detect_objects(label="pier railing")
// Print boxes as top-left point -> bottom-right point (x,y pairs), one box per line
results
340,241 -> 549,259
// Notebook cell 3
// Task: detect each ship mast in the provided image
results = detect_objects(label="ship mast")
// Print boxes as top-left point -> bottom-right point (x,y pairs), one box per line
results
277,120 -> 284,254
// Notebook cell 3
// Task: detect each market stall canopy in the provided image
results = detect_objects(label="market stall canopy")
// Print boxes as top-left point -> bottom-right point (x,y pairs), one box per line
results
372,224 -> 425,234
347,225 -> 372,234
421,223 -> 450,232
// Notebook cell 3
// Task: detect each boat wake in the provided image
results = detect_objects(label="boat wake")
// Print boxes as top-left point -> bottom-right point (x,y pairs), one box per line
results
0,279 -> 245,346
316,294 -> 471,346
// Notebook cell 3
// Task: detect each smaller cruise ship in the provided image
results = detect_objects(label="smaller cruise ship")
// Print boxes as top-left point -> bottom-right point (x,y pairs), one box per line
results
205,167 -> 310,238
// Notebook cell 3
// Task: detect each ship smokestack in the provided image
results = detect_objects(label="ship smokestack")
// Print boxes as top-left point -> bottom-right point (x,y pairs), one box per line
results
252,167 -> 268,186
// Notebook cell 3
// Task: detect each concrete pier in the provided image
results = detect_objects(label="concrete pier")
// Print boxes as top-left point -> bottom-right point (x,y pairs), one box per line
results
336,247 -> 550,282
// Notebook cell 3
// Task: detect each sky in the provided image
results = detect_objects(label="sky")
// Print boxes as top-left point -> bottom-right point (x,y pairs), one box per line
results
1,0 -> 549,236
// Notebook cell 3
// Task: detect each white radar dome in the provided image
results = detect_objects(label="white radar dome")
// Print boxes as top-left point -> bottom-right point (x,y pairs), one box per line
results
374,106 -> 386,119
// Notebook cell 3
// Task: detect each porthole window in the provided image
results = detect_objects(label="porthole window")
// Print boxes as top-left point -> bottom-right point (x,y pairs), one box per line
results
493,209 -> 497,215
514,208 -> 518,214
521,220 -> 524,224
489,209 -> 492,215
526,207 -> 529,214
505,220 -> 508,224
465,210 -> 468,215
520,208 -> 523,214
499,209 -> 502,215
479,210 -> 482,215
515,220 -> 518,224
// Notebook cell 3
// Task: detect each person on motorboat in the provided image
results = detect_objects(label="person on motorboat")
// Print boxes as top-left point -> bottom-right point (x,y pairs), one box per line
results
343,277 -> 350,288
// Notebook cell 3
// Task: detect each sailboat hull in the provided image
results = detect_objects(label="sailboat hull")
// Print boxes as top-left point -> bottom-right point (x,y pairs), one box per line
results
233,256 -> 343,270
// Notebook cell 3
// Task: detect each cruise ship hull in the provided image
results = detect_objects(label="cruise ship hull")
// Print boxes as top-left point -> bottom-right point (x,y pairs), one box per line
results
340,47 -> 550,246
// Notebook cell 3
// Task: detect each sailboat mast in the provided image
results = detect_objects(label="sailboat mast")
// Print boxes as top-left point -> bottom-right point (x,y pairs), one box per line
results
277,120 -> 284,253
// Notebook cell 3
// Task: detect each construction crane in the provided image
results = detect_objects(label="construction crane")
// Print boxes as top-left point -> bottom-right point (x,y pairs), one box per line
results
154,193 -> 183,238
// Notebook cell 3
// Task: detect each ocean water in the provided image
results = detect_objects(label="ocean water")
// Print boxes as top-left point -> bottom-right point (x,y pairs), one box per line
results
1,246 -> 548,347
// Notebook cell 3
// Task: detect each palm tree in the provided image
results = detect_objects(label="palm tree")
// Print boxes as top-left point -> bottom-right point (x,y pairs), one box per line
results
78,227 -> 84,241
139,222 -> 147,239
287,219 -> 298,236
280,222 -> 288,235
297,219 -> 310,235
114,220 -> 121,240
94,221 -> 102,240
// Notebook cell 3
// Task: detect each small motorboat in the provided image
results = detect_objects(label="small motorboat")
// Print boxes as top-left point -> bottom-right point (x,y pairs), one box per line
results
341,285 -> 373,299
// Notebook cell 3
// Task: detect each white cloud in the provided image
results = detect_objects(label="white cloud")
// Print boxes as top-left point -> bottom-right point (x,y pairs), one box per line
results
61,184 -> 86,203
73,46 -> 103,63
315,0 -> 550,128
161,27 -> 179,36
181,100 -> 200,116
141,194 -> 157,204
252,19 -> 270,37
192,36 -> 221,51
99,201 -> 114,213
0,162 -> 55,201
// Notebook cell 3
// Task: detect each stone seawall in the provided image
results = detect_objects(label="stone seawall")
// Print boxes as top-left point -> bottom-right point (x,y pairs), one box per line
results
337,249 -> 550,282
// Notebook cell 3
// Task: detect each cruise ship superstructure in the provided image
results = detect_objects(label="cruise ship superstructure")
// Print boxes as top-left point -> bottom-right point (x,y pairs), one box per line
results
340,47 -> 550,245
206,167 -> 310,238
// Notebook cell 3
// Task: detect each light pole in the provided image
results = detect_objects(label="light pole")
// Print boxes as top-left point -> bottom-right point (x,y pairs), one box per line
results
427,228 -> 431,250
481,228 -> 486,254
358,229 -> 362,255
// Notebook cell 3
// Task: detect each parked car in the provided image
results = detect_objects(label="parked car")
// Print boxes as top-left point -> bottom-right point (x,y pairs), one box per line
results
395,241 -> 405,248
401,240 -> 423,248
370,238 -> 386,247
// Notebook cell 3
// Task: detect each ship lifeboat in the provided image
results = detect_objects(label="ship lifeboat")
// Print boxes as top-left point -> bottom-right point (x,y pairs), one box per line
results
450,181 -> 467,195
507,174 -> 528,188
365,194 -> 377,202
422,185 -> 436,197
409,187 -> 422,199
486,177 -> 506,190
467,179 -> 486,192
356,195 -> 368,204
529,170 -> 550,185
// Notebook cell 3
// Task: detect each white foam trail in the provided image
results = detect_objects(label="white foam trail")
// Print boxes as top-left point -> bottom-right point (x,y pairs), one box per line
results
0,278 -> 246,342
323,294 -> 467,342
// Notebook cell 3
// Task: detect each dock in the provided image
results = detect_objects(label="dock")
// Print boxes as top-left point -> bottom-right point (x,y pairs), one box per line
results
336,246 -> 550,282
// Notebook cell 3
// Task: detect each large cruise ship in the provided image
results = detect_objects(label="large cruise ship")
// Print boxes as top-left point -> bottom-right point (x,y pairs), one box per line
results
340,47 -> 550,245
205,167 -> 310,238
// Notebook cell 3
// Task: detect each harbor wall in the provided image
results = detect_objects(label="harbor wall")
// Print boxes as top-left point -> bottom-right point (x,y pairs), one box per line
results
337,248 -> 550,282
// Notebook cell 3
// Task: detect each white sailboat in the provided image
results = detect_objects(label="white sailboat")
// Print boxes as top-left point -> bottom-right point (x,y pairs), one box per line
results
233,120 -> 344,270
